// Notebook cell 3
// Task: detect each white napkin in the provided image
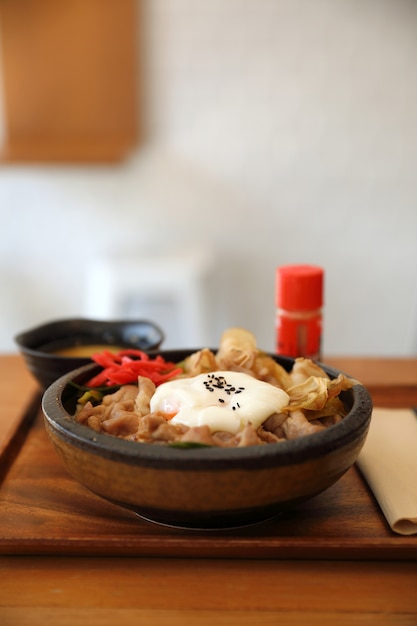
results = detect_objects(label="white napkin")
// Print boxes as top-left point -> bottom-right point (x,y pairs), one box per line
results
356,408 -> 417,535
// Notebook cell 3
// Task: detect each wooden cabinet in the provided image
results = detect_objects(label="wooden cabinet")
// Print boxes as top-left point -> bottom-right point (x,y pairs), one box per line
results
0,0 -> 140,163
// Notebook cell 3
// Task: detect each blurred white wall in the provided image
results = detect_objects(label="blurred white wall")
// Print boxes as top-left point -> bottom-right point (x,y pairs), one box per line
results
1,0 -> 417,355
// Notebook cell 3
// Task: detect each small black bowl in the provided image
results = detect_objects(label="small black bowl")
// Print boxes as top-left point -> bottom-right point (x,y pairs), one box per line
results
15,318 -> 164,390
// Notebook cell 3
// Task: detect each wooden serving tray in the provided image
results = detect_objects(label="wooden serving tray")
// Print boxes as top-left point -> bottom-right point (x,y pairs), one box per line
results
0,401 -> 416,561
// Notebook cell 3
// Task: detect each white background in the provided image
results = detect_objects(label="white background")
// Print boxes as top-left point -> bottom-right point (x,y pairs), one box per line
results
1,0 -> 417,355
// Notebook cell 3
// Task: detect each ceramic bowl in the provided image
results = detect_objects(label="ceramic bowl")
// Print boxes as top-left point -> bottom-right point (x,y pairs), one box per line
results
41,350 -> 373,530
15,318 -> 164,390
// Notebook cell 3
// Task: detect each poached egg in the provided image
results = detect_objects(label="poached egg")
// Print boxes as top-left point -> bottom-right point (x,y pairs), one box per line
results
150,371 -> 289,434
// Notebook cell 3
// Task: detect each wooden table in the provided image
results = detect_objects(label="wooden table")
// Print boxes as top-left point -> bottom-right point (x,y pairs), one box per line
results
1,354 -> 416,625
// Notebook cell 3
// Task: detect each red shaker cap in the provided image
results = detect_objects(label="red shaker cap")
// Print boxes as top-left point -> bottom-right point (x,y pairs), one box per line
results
276,265 -> 324,311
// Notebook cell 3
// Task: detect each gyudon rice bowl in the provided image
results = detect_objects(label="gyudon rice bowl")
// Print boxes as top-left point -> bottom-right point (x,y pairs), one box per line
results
74,328 -> 358,448
42,328 -> 373,528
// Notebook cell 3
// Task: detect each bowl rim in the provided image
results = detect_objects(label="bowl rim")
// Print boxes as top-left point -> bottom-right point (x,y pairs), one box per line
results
15,317 -> 165,360
41,350 -> 373,470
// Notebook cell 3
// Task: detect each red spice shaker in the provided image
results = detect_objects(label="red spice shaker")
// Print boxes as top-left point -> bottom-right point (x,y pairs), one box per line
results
275,264 -> 324,360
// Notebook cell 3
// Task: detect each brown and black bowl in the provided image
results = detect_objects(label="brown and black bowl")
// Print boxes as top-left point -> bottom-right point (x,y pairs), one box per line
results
41,350 -> 373,530
15,317 -> 164,390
